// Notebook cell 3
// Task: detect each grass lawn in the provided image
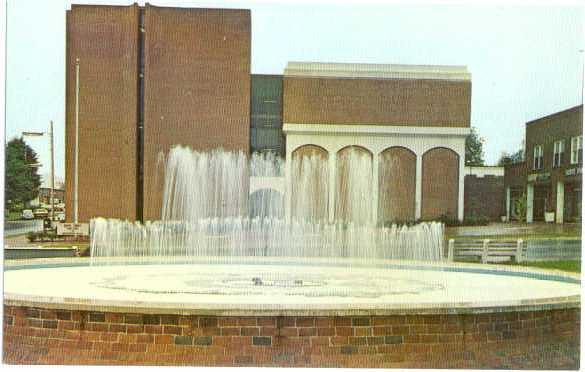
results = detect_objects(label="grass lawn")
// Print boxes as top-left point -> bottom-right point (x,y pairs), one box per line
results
518,260 -> 581,273
474,260 -> 582,273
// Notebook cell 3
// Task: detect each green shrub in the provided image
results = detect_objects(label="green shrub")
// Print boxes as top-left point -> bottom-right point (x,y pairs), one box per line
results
513,193 -> 527,222
26,231 -> 39,242
26,229 -> 60,243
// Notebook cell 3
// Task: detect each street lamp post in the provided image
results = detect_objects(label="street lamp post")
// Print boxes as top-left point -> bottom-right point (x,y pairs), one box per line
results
75,58 -> 80,226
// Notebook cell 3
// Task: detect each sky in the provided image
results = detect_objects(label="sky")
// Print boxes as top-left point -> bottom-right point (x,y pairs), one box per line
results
5,0 -> 584,182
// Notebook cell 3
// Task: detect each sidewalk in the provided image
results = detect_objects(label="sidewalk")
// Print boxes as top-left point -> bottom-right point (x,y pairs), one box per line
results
4,234 -> 31,247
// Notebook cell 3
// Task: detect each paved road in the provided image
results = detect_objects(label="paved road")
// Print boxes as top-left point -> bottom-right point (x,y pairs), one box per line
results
4,220 -> 43,238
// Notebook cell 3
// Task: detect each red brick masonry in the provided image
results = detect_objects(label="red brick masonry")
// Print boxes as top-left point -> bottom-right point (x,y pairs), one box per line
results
3,305 -> 579,368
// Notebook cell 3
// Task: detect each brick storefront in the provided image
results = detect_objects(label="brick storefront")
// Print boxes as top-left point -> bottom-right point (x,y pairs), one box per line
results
504,105 -> 582,223
3,304 -> 579,368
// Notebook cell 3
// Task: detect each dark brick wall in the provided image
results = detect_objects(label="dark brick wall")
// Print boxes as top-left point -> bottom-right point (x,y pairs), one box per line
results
421,148 -> 459,219
504,162 -> 527,188
378,147 -> 416,223
464,175 -> 505,221
283,77 -> 471,127
141,5 -> 251,221
65,4 -> 140,222
3,304 -> 579,368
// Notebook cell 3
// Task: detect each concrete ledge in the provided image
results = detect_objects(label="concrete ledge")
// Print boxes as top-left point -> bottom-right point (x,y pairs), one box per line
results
283,123 -> 472,137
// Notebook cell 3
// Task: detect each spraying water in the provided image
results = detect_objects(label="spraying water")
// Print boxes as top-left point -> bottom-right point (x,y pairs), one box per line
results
91,146 -> 444,264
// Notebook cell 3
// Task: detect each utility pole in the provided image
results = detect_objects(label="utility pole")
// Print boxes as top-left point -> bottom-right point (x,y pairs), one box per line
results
49,120 -> 55,223
74,58 -> 80,225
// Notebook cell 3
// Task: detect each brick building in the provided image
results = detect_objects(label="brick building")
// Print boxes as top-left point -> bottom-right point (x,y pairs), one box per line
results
464,166 -> 505,221
283,62 -> 471,223
65,4 -> 140,223
65,5 -> 472,223
65,4 -> 250,222
504,105 -> 582,223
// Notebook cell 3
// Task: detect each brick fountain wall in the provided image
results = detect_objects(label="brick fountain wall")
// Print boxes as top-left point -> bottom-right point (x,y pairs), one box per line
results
3,305 -> 579,368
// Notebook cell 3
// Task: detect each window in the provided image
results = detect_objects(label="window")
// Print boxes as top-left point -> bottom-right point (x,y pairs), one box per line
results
553,140 -> 565,168
533,145 -> 543,170
571,136 -> 582,164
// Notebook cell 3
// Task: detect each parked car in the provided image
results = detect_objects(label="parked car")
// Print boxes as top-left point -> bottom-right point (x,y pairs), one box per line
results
21,209 -> 34,220
33,208 -> 49,219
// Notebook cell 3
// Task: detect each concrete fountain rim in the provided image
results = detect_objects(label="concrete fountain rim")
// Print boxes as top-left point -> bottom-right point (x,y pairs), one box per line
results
4,256 -> 580,316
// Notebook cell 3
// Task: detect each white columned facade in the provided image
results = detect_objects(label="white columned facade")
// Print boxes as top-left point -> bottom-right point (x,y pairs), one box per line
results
556,181 -> 564,224
328,152 -> 336,223
283,124 -> 470,224
414,154 -> 423,220
526,183 -> 534,223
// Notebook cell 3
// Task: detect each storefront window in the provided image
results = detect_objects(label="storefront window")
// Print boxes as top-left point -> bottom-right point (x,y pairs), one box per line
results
553,140 -> 564,168
533,144 -> 543,170
570,136 -> 582,164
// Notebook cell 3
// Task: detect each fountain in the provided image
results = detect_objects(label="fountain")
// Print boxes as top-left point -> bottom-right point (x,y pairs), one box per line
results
89,146 -> 444,266
3,145 -> 580,368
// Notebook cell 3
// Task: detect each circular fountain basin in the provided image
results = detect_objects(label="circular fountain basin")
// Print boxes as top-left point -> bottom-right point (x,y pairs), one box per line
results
4,257 -> 579,314
4,257 -> 580,368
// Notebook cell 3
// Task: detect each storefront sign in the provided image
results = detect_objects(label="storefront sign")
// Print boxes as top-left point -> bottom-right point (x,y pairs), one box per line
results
56,223 -> 89,236
527,172 -> 550,182
565,167 -> 582,177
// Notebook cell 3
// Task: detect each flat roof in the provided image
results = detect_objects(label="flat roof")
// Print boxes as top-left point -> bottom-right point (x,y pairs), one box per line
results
526,105 -> 583,126
284,61 -> 471,81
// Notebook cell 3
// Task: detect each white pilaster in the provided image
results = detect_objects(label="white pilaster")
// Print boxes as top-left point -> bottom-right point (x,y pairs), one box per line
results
505,187 -> 511,222
328,152 -> 336,223
526,183 -> 534,224
415,154 -> 422,220
372,153 -> 379,224
556,181 -> 564,224
457,152 -> 465,221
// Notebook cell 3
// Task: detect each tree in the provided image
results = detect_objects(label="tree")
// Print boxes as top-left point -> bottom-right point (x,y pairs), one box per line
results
513,192 -> 527,222
5,137 -> 41,210
497,148 -> 524,166
465,127 -> 485,166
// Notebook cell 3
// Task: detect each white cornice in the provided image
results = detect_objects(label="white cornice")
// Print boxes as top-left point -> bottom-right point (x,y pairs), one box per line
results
283,123 -> 472,137
284,62 -> 471,81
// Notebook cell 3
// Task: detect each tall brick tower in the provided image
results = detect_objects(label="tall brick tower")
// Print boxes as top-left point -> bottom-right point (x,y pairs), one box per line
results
65,4 -> 251,223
